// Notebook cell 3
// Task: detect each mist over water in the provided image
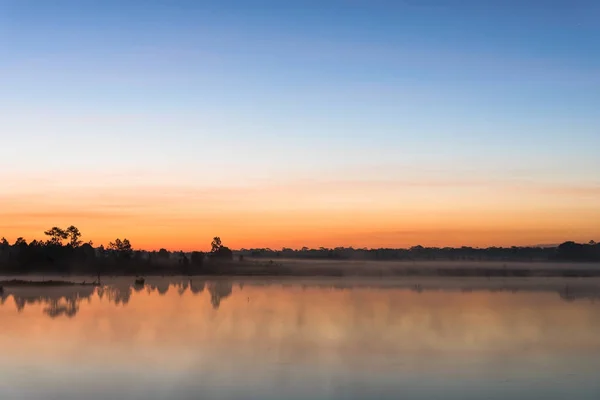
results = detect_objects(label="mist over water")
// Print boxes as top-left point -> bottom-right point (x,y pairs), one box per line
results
1,277 -> 600,399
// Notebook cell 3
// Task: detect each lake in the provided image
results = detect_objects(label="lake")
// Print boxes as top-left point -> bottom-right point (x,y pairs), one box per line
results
1,276 -> 600,399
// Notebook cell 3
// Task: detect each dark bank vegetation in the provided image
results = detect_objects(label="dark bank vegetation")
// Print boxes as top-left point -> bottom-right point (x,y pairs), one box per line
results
240,241 -> 600,262
0,226 -> 232,276
0,226 -> 598,277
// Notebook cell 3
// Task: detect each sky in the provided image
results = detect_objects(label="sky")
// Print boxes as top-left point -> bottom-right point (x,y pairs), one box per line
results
1,0 -> 599,250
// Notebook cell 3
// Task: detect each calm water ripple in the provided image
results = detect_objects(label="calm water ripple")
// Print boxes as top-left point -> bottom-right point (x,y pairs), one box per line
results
1,277 -> 600,399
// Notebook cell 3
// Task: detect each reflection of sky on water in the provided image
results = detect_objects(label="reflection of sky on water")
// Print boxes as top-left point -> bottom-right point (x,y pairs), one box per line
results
1,278 -> 600,399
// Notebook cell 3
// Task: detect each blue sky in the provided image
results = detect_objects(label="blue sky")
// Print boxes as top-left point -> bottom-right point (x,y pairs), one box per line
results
0,1 -> 599,247
2,1 -> 599,182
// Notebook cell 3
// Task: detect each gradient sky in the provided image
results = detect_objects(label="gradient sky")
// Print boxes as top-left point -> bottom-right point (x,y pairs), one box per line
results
1,1 -> 599,250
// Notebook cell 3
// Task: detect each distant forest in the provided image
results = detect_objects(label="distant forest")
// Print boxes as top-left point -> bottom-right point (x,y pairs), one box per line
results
0,226 -> 598,276
238,241 -> 600,262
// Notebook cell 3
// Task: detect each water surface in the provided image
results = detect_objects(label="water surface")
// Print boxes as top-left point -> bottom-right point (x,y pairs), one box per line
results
1,277 -> 600,399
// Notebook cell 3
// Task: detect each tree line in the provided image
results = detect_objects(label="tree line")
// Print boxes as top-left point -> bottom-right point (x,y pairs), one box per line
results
0,226 -> 233,275
1,226 -> 598,276
239,241 -> 600,262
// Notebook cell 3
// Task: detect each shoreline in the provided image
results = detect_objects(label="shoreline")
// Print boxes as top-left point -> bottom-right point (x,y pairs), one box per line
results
1,260 -> 599,285
0,279 -> 99,287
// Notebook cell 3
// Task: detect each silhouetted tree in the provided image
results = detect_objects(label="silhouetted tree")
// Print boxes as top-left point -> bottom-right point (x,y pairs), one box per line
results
108,238 -> 132,252
191,251 -> 205,271
44,227 -> 68,246
14,237 -> 27,246
208,237 -> 233,262
78,242 -> 96,265
211,246 -> 233,260
157,248 -> 170,259
65,225 -> 82,247
179,252 -> 191,275
108,238 -> 133,259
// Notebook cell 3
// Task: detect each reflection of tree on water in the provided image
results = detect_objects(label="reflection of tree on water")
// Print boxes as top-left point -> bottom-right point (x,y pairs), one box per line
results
4,278 -> 600,319
0,279 -> 223,318
148,283 -> 170,296
557,284 -> 600,302
43,298 -> 79,318
145,280 -> 206,296
206,281 -> 233,309
1,286 -> 95,318
145,283 -> 170,295
133,284 -> 145,293
176,281 -> 189,296
96,286 -> 132,306
189,280 -> 205,295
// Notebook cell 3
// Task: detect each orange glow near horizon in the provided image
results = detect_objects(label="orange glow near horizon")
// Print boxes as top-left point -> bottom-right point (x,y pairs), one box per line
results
1,176 -> 599,251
